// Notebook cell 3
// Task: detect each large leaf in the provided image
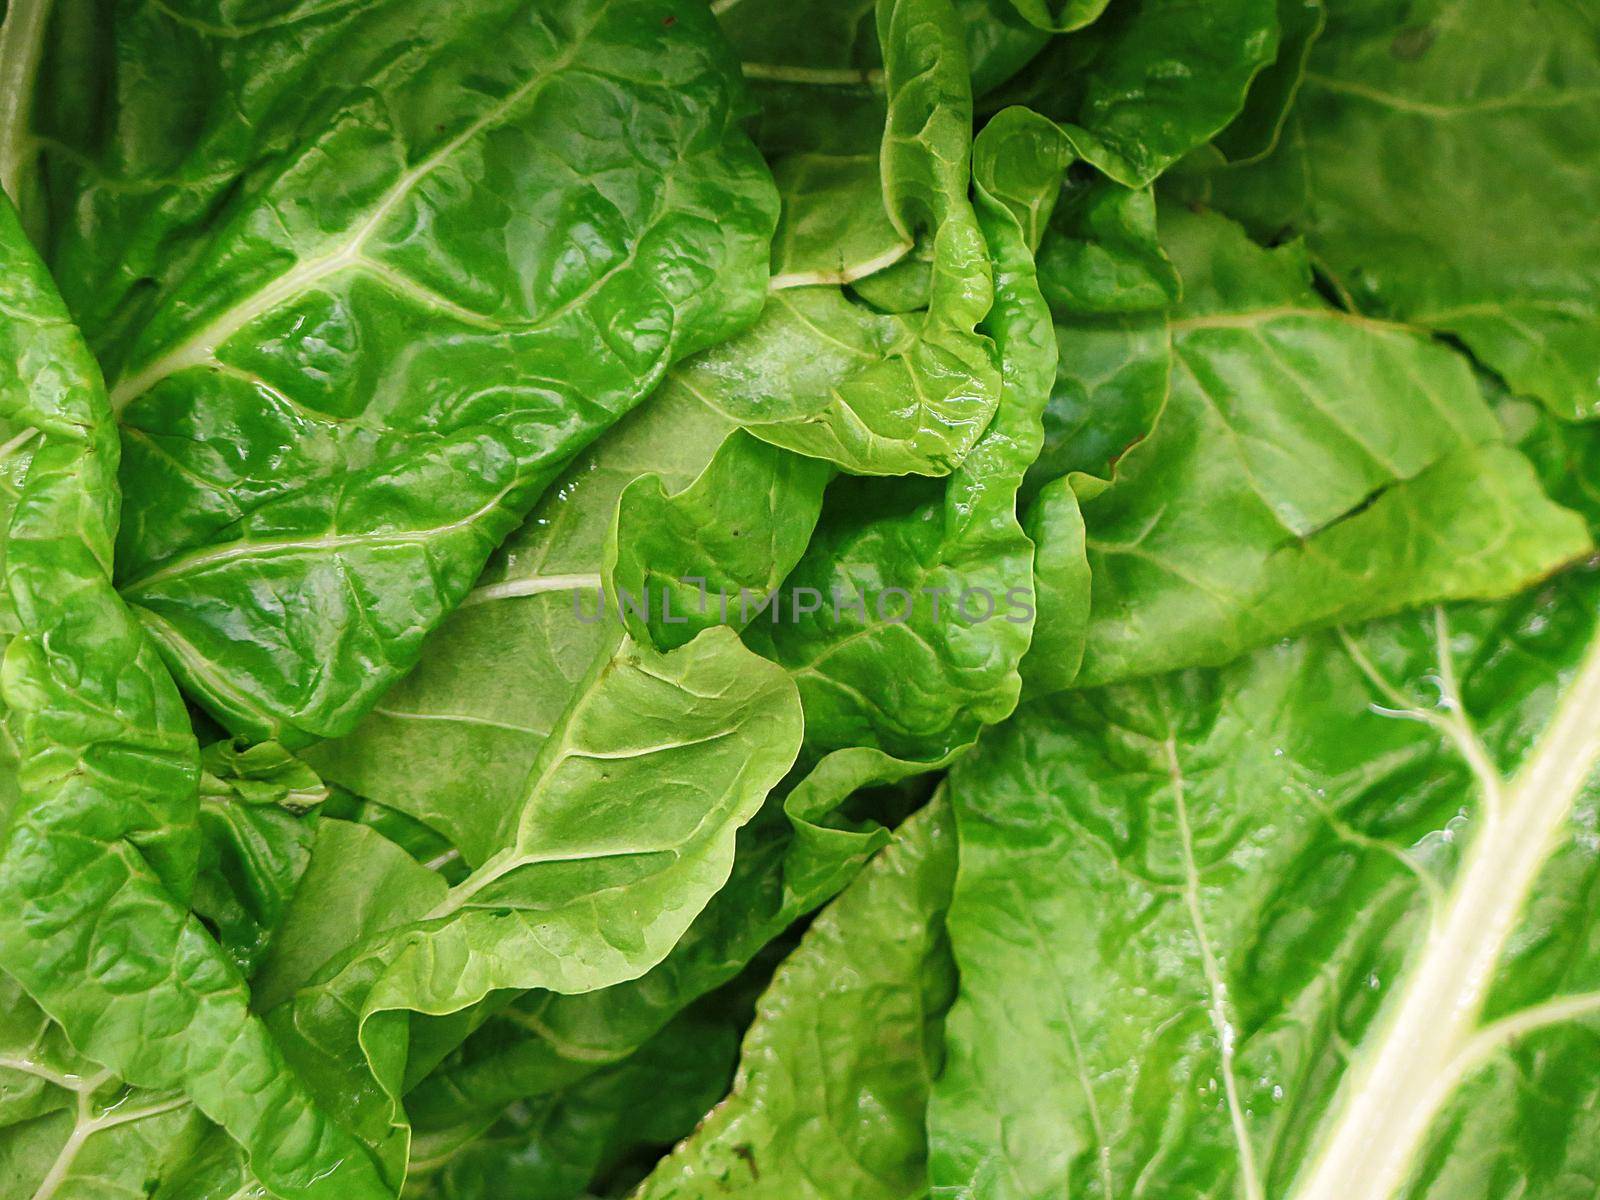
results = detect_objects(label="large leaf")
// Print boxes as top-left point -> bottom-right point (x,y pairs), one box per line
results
373,102 -> 1042,1108
1023,199 -> 1592,694
932,524 -> 1600,1197
637,798 -> 957,1200
264,626 -> 803,1181
400,779 -> 887,1152
32,0 -> 777,744
305,385 -> 857,1155
303,387 -> 741,868
1190,0 -> 1600,419
0,197 -> 386,1197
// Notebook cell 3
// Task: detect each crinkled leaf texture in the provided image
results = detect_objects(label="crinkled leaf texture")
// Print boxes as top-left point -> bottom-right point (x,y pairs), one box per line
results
0,973 -> 218,1200
37,0 -> 777,745
747,104 -> 1061,806
987,0 -> 1280,185
303,384 -> 861,1150
392,95 -> 1114,1174
698,0 -> 1003,477
0,188 -> 805,1197
315,2 -> 1024,1160
303,385 -> 743,871
606,429 -> 830,654
0,197 -> 387,1198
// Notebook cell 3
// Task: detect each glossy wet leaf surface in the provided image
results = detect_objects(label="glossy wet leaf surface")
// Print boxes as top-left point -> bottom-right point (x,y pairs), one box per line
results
2,0 -> 1598,1195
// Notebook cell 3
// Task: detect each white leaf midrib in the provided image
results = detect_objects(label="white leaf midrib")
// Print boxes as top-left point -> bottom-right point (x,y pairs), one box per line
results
460,571 -> 602,607
26,1065 -> 185,1200
123,476 -> 520,592
106,6 -> 605,410
1163,734 -> 1266,1200
1291,623 -> 1600,1200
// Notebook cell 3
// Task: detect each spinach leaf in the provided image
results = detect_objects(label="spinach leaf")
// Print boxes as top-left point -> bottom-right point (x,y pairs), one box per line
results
1023,197 -> 1591,694
0,973 -> 207,1200
5,1 -> 1600,1195
706,0 -> 1004,476
986,0 -> 1280,185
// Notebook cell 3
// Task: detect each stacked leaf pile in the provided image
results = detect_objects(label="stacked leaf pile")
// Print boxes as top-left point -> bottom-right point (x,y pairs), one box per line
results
1,0 -> 1598,1196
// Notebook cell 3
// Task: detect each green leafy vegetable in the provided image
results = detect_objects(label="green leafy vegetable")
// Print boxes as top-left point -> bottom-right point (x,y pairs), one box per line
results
987,0 -> 1280,184
43,0 -> 778,745
1023,199 -> 1590,694
1190,0 -> 1600,418
933,529 -> 1600,1198
702,0 -> 1004,477
0,196 -> 385,1197
4,0 -> 1598,1195
638,798 -> 956,1200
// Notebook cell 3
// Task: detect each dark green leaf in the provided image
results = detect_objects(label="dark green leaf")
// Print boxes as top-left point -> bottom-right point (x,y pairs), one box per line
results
1190,0 -> 1600,419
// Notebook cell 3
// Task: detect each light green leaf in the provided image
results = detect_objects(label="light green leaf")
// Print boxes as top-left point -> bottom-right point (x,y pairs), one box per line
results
400,780 -> 890,1152
606,430 -> 830,652
1026,201 -> 1591,693
264,628 -> 802,1180
0,974 -> 219,1200
706,0 -> 1002,476
932,542 -> 1600,1198
306,382 -> 872,1150
192,740 -> 327,980
713,0 -> 905,290
1190,0 -> 1600,419
767,154 -> 914,289
748,105 -> 1059,783
637,798 -> 956,1200
303,386 -> 738,868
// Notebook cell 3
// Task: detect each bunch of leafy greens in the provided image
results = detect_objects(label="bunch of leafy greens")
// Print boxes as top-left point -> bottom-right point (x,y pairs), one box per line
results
0,0 -> 1597,1196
